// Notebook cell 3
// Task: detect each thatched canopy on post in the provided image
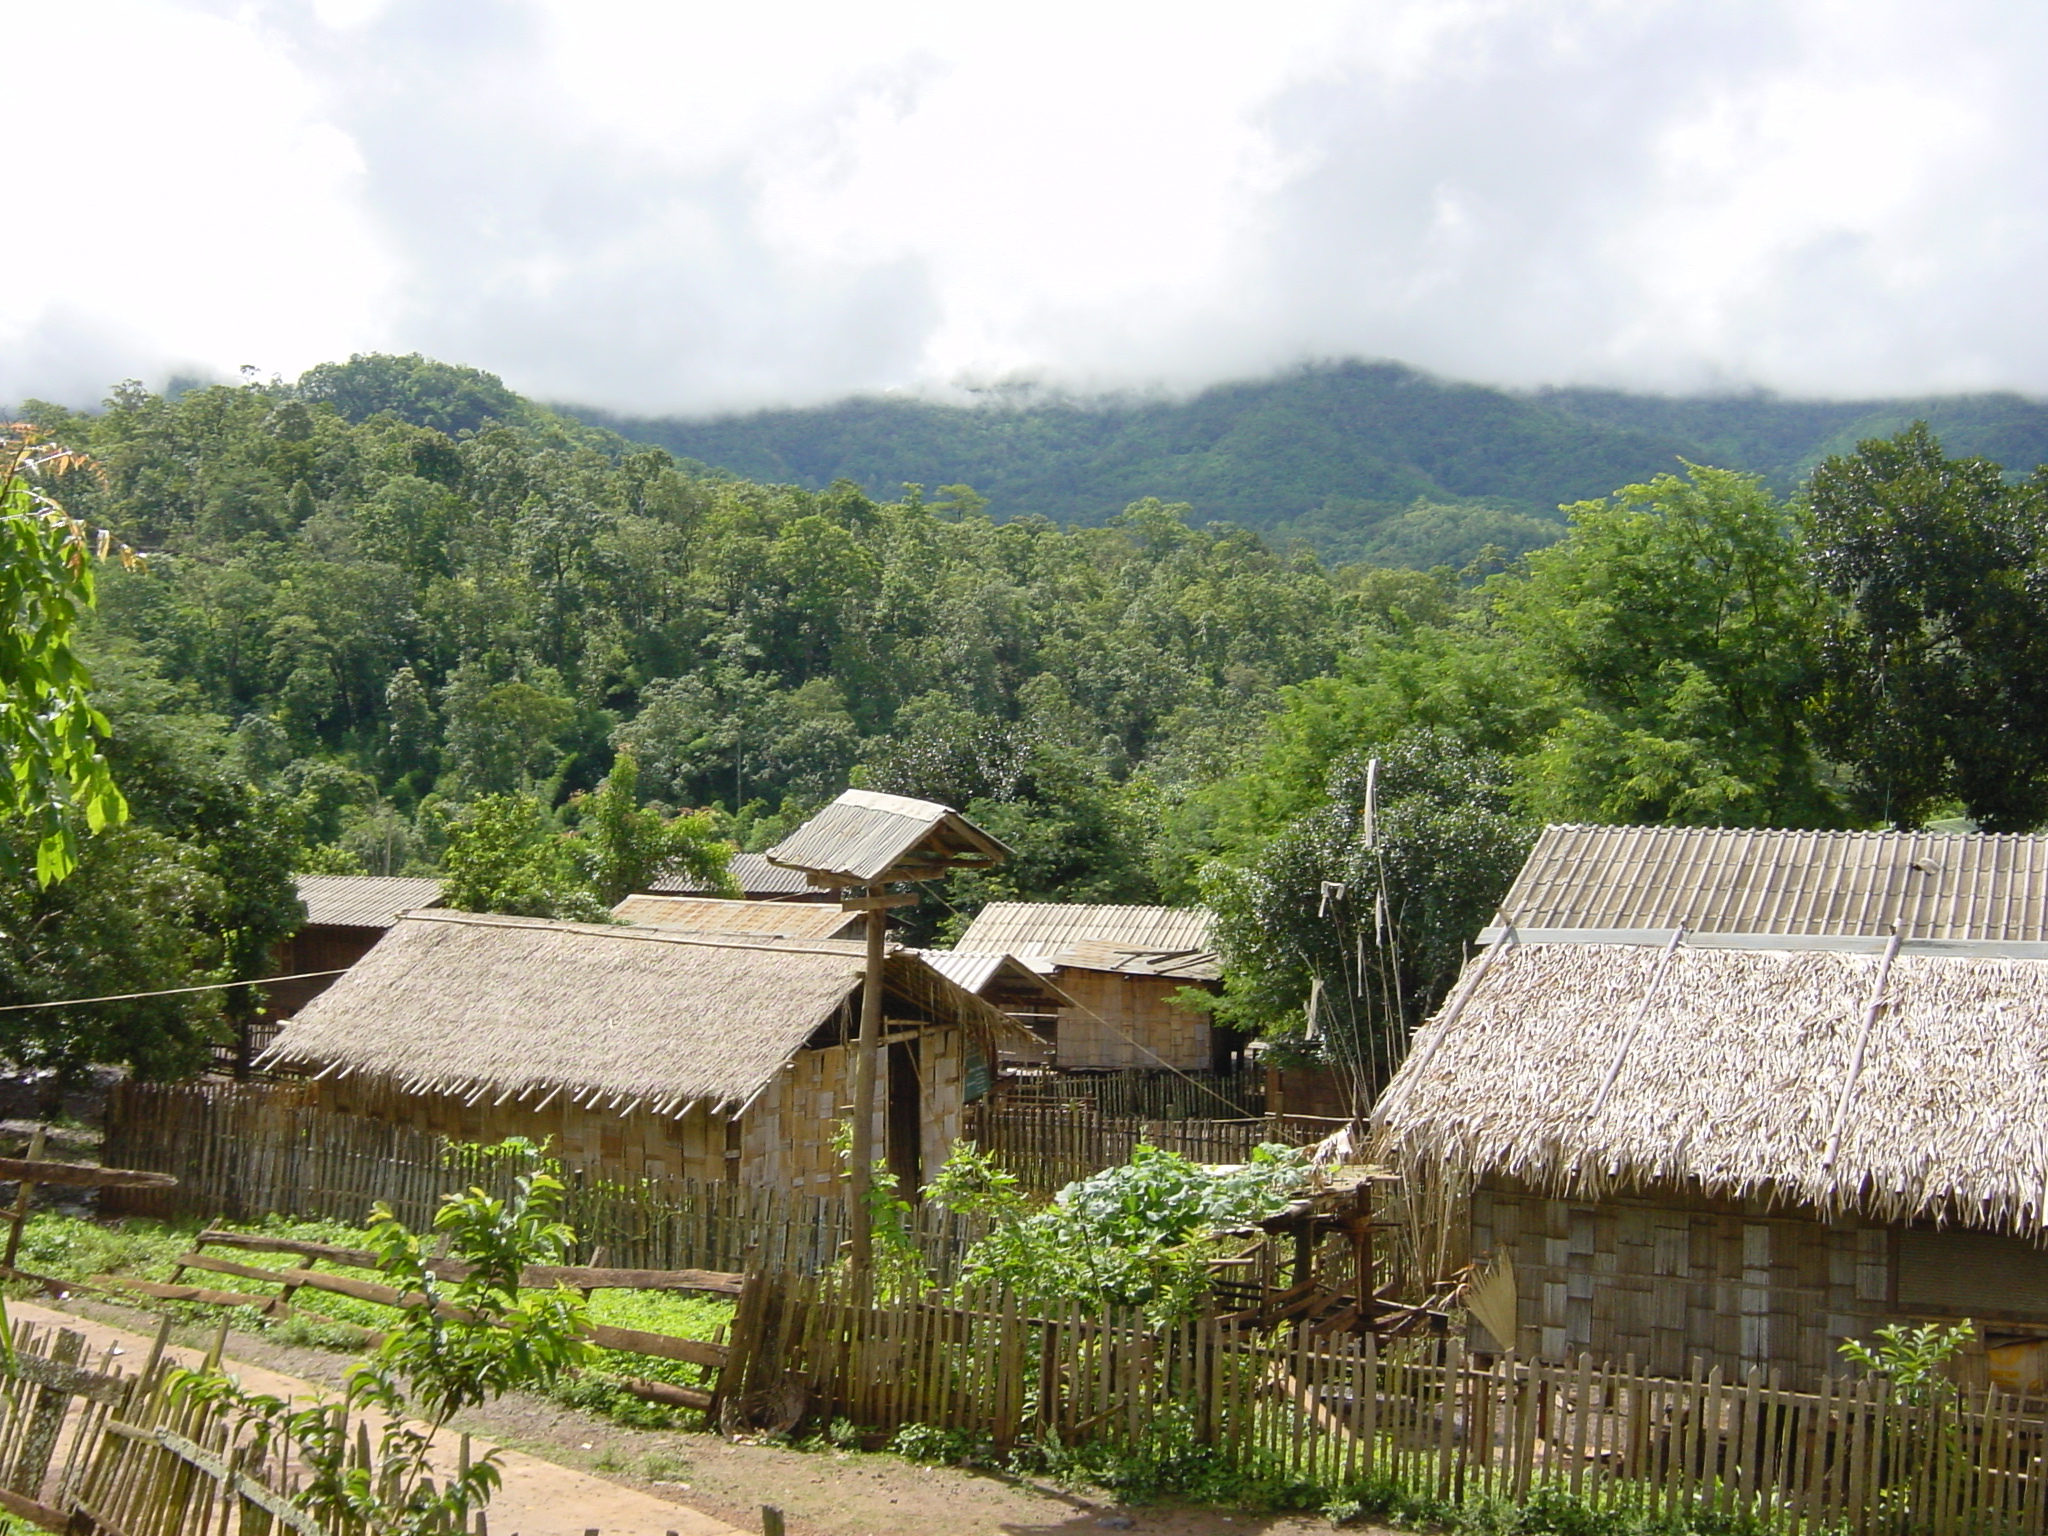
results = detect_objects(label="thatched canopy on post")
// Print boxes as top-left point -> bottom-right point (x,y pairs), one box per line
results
1377,936 -> 2048,1237
259,910 -> 1030,1117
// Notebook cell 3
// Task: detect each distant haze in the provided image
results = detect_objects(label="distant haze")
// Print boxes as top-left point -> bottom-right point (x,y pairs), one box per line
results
5,0 -> 2047,413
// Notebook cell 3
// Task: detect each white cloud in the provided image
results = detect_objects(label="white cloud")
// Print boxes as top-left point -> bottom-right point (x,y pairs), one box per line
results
4,0 -> 2045,410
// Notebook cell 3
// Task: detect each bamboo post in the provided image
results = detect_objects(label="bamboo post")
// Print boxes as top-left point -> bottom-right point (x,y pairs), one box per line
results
847,889 -> 886,1272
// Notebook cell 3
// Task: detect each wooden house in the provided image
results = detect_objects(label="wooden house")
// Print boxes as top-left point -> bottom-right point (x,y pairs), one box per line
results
264,874 -> 444,1025
259,909 -> 1031,1194
949,903 -> 1228,1071
1377,824 -> 2048,1390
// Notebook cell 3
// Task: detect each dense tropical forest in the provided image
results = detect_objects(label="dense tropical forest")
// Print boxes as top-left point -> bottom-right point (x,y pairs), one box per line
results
582,359 -> 2048,568
7,351 -> 2048,1096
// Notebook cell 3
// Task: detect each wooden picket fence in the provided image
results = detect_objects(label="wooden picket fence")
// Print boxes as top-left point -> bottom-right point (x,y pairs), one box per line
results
964,1100 -> 1343,1192
0,1314 -> 373,1534
103,1080 -> 986,1278
776,1275 -> 2048,1535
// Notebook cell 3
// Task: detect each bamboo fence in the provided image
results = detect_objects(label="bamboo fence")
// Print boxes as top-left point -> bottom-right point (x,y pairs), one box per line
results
964,1101 -> 1341,1192
103,1080 -> 987,1278
782,1275 -> 2048,1535
998,1067 -> 1268,1120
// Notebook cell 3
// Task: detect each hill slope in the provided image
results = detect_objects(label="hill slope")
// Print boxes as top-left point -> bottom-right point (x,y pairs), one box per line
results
572,361 -> 2048,566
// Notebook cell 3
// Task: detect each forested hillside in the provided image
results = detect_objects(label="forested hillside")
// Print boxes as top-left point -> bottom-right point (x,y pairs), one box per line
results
10,352 -> 2048,1094
578,360 -> 2048,567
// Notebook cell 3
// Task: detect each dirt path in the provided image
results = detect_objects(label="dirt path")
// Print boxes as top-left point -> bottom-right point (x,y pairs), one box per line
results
30,1295 -> 1389,1536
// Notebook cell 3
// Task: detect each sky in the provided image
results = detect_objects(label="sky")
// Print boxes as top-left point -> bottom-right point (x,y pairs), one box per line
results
4,0 -> 2046,415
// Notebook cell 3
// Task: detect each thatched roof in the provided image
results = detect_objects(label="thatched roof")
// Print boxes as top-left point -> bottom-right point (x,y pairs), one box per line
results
1493,825 -> 2048,942
261,910 -> 1028,1117
610,895 -> 862,940
295,874 -> 444,929
766,790 -> 1009,886
952,902 -> 1220,980
1377,938 -> 2048,1235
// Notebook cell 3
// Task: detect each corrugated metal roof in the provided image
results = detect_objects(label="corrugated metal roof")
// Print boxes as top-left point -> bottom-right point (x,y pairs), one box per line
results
1496,825 -> 2048,941
919,950 -> 1009,993
296,875 -> 444,930
953,903 -> 1220,978
649,853 -> 828,899
956,903 -> 1213,954
611,895 -> 863,940
766,789 -> 1009,885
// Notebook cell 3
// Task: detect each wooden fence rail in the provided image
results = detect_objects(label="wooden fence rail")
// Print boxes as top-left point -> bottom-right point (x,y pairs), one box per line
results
779,1275 -> 2048,1536
999,1068 -> 1268,1120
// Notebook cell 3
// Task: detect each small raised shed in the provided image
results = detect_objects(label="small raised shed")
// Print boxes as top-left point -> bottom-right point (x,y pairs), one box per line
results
267,874 -> 444,1021
260,910 -> 1029,1193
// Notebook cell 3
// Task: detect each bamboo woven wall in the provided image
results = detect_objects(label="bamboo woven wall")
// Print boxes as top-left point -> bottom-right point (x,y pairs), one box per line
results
1051,971 -> 1212,1070
1473,1178 -> 1901,1387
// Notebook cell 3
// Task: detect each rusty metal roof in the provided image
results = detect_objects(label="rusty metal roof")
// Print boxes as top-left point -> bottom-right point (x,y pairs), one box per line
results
765,789 -> 1009,886
610,895 -> 863,941
296,875 -> 444,930
648,853 -> 828,899
1493,825 -> 2048,942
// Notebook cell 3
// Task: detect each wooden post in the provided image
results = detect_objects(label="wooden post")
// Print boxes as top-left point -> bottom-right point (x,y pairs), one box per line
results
847,889 -> 886,1273
2,1125 -> 45,1272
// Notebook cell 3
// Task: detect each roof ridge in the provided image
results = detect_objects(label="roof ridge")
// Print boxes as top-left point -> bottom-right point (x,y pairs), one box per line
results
403,908 -> 874,958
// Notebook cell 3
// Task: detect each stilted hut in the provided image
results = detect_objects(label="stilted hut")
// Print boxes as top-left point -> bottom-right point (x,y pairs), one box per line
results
1378,825 -> 2048,1391
259,910 -> 1032,1193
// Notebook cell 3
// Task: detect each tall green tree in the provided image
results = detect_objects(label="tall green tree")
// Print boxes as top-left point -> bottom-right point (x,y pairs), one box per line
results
567,754 -> 734,906
1807,423 -> 2048,830
1499,464 -> 1843,828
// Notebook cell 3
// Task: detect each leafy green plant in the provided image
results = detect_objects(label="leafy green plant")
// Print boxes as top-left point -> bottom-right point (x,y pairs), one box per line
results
931,1140 -> 1307,1319
1838,1318 -> 1974,1406
183,1170 -> 590,1536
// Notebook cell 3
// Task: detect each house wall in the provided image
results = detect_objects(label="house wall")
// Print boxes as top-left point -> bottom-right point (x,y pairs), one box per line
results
1474,1176 -> 1894,1387
1052,971 -> 1212,1071
307,1020 -> 970,1194
266,926 -> 385,1022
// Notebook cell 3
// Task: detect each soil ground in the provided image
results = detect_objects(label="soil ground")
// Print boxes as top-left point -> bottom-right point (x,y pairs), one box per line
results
32,1291 -> 1395,1536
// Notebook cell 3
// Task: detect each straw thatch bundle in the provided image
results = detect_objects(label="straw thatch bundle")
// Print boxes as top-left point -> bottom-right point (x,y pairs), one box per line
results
261,910 -> 1023,1118
1376,941 -> 2048,1235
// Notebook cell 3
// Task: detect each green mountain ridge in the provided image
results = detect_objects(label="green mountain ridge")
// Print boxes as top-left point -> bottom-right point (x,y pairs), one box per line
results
568,360 -> 2048,567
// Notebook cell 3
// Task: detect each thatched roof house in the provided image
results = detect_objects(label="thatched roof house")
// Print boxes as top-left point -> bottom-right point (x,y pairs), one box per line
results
950,903 -> 1228,1071
263,910 -> 1027,1191
1381,825 -> 2048,1389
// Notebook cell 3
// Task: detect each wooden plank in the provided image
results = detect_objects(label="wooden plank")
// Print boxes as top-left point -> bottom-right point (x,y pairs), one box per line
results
90,1276 -> 286,1313
583,1324 -> 728,1369
199,1230 -> 745,1294
0,1157 -> 176,1190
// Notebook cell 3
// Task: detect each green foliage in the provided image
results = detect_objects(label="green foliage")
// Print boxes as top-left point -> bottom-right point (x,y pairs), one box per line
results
1838,1319 -> 1975,1406
1807,422 -> 2048,830
1203,728 -> 1534,1077
1502,465 -> 1842,828
440,793 -> 609,921
0,430 -> 130,884
182,1172 -> 590,1536
930,1140 -> 1306,1318
566,754 -> 733,906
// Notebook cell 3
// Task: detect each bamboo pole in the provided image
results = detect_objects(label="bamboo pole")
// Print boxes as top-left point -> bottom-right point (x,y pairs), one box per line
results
847,892 -> 886,1273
